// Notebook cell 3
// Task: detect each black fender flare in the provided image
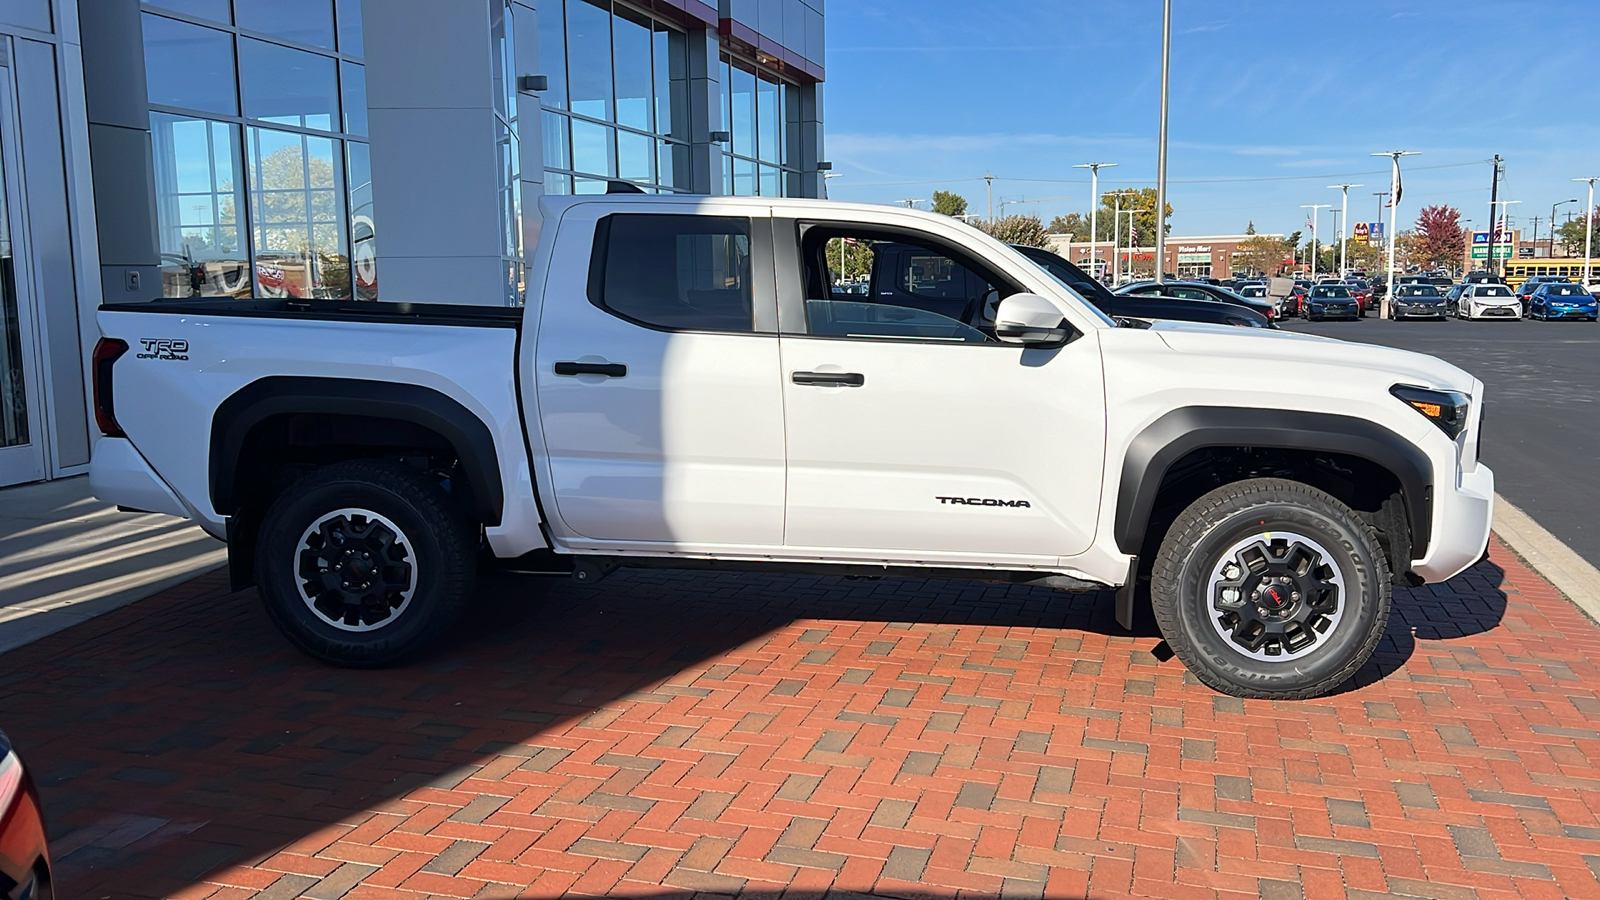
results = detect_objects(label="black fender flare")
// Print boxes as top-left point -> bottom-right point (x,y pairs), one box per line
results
1114,406 -> 1433,558
209,376 -> 505,525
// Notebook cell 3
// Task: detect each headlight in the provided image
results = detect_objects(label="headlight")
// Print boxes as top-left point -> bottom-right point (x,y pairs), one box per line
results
1391,384 -> 1470,439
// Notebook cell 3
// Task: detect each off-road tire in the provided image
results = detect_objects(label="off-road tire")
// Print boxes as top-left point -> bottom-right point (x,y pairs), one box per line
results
1150,478 -> 1391,699
255,459 -> 478,667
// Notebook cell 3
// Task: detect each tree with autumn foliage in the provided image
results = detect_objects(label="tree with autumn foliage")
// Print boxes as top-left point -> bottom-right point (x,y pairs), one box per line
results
1414,205 -> 1466,271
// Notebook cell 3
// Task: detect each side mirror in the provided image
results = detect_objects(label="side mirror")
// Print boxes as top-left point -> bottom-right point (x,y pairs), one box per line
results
994,293 -> 1072,345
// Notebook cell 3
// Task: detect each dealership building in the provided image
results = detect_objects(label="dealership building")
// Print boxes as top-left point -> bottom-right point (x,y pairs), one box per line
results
1047,232 -> 1286,281
0,0 -> 826,489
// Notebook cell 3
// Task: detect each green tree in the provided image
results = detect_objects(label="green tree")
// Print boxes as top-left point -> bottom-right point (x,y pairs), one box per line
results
979,214 -> 1051,248
1099,187 -> 1173,247
1047,213 -> 1089,239
1233,235 -> 1290,276
824,237 -> 875,282
931,190 -> 969,218
1555,208 -> 1599,256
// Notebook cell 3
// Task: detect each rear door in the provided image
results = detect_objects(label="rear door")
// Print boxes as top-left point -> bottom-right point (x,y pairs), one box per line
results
530,203 -> 786,551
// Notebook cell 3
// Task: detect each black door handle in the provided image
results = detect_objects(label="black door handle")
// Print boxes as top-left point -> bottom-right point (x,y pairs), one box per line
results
792,371 -> 865,387
554,361 -> 627,378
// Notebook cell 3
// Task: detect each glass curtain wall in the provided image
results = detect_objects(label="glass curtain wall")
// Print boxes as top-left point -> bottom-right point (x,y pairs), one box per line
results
536,0 -> 690,195
142,0 -> 375,300
721,54 -> 801,197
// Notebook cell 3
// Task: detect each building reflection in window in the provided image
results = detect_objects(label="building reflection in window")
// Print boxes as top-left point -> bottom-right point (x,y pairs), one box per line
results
247,126 -> 350,299
151,113 -> 251,297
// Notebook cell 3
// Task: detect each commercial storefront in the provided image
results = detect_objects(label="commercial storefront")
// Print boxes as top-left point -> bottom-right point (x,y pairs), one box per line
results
1049,232 -> 1284,281
1,0 -> 825,489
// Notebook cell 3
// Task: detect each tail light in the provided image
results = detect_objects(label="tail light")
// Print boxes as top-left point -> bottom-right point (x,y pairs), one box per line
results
92,337 -> 128,437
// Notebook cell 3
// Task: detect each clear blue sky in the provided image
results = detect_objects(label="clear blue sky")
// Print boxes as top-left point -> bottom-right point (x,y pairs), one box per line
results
822,0 -> 1600,241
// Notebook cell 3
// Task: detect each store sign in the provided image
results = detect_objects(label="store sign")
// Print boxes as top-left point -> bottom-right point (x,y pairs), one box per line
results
1469,245 -> 1513,260
1177,252 -> 1212,263
1368,222 -> 1383,240
1352,222 -> 1370,244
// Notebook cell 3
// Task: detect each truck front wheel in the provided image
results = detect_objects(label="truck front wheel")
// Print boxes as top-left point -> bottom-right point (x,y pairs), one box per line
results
254,460 -> 478,667
1150,478 -> 1391,699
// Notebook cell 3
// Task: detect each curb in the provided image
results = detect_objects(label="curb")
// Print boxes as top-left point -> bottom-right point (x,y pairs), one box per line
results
1491,494 -> 1600,625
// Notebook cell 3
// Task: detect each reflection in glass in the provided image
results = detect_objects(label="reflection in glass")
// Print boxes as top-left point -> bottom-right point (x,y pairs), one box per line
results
733,156 -> 755,197
567,0 -> 612,121
574,176 -> 608,195
347,141 -> 377,300
653,24 -> 687,140
759,163 -> 780,198
490,0 -> 515,125
617,130 -> 652,185
535,0 -> 567,110
247,127 -> 349,299
236,0 -> 336,49
336,0 -> 363,56
146,0 -> 230,24
240,38 -> 339,131
496,120 -> 521,260
658,141 -> 688,191
142,14 -> 237,115
0,139 -> 27,448
545,173 -> 573,195
613,6 -> 651,132
542,111 -> 570,171
341,62 -> 367,135
783,81 -> 800,167
729,63 -> 755,159
757,74 -> 778,164
570,118 -> 614,178
151,114 -> 250,298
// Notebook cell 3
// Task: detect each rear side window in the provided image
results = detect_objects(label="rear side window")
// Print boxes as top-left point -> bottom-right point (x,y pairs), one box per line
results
591,214 -> 754,332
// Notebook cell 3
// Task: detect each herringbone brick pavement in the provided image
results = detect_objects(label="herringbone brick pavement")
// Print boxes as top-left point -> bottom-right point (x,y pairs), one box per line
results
1,537 -> 1597,899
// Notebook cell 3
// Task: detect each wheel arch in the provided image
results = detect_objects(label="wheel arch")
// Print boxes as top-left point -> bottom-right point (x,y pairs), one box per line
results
1114,406 -> 1433,567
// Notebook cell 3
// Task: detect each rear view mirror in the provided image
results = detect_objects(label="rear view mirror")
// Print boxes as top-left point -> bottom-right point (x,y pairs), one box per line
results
994,293 -> 1072,345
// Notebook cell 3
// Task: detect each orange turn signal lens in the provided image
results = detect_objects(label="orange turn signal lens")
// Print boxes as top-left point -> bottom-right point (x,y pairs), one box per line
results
1410,401 -> 1442,418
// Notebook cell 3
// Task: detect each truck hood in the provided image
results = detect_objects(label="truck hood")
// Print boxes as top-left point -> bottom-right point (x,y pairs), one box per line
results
1147,320 -> 1477,395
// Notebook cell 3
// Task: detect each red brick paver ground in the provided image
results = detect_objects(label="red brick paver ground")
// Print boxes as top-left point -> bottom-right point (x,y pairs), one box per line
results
2,537 -> 1599,899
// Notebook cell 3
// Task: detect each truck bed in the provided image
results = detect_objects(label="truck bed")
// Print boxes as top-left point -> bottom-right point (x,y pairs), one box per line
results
100,298 -> 524,329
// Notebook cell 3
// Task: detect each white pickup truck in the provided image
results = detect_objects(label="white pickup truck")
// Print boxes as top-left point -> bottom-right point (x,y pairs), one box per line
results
88,196 -> 1494,699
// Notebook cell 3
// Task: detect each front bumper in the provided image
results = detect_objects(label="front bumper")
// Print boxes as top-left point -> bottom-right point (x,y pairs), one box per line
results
1468,304 -> 1520,318
1308,303 -> 1359,319
1394,304 -> 1448,318
1411,462 -> 1494,583
1542,304 -> 1597,318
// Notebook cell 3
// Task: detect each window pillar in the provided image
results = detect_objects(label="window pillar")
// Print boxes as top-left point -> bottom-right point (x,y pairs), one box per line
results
686,26 -> 723,196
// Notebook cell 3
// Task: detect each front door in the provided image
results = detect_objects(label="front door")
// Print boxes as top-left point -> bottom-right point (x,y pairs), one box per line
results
776,218 -> 1107,565
0,50 -> 44,487
531,204 -> 786,551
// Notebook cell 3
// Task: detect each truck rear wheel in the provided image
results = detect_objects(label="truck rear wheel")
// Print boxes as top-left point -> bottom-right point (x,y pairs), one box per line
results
1150,478 -> 1390,699
254,459 -> 477,667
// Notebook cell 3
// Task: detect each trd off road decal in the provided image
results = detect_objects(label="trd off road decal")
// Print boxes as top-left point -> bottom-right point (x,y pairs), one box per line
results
136,338 -> 189,361
936,496 -> 1031,508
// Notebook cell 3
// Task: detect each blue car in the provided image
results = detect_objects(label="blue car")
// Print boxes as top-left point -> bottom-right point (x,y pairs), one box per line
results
1527,282 -> 1598,321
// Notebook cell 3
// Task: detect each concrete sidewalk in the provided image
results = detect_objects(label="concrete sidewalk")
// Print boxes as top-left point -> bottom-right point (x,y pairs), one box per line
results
0,476 -> 224,655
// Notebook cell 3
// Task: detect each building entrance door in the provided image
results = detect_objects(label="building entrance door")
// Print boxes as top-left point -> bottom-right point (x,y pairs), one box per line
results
0,48 -> 45,487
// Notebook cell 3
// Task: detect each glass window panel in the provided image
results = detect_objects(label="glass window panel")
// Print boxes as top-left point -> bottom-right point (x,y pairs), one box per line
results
490,0 -> 514,124
653,24 -> 687,140
142,14 -> 237,115
756,74 -> 778,164
536,0 -> 567,110
574,176 -> 608,194
240,38 -> 340,131
336,0 -> 363,56
658,140 -> 688,191
730,63 -> 755,158
347,141 -> 376,300
545,172 -> 572,195
723,151 -> 732,195
340,62 -> 367,135
758,163 -> 779,198
596,214 -> 753,333
235,0 -> 336,49
567,0 -> 612,121
733,156 -> 755,197
150,113 -> 250,298
570,118 -> 615,178
497,122 -> 520,259
719,56 -> 731,135
146,0 -> 230,23
247,126 -> 350,299
542,111 -> 570,171
613,6 -> 652,132
617,130 -> 652,185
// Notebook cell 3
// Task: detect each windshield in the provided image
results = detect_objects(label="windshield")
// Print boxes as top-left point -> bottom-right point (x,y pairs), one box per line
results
1397,286 -> 1440,298
1478,286 -> 1513,297
1240,286 -> 1265,297
1547,285 -> 1589,296
1311,286 -> 1351,298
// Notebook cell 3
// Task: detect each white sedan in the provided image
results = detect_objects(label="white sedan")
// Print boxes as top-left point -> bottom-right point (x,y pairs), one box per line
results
1457,284 -> 1522,320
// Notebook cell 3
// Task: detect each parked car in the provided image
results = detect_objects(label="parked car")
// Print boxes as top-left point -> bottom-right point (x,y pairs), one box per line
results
1457,283 -> 1522,320
1526,282 -> 1599,321
1237,284 -> 1268,301
89,195 -> 1493,700
1343,278 -> 1373,315
1010,246 -> 1272,328
1463,271 -> 1504,285
0,729 -> 51,900
1515,275 -> 1569,305
1281,284 -> 1310,317
1388,284 -> 1449,320
1306,283 -> 1361,320
1444,283 -> 1470,315
1115,280 -> 1278,322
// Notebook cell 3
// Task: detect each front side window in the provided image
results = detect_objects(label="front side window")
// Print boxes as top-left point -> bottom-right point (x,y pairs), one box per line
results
592,215 -> 754,332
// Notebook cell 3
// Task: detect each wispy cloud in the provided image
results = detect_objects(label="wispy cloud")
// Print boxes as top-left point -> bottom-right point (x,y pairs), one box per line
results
1182,21 -> 1231,34
1235,146 -> 1302,157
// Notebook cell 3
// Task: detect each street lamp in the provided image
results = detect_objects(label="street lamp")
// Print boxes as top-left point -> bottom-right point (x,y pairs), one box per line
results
1490,199 -> 1521,264
1551,199 -> 1578,257
1576,177 -> 1600,288
1372,150 -> 1420,317
898,198 -> 928,209
1329,183 -> 1362,277
1154,0 -> 1172,284
1073,162 -> 1117,281
1117,208 -> 1147,285
1301,204 -> 1330,281
1108,190 -> 1135,285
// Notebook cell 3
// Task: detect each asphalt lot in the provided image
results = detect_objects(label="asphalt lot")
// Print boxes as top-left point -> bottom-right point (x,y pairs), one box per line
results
1280,313 -> 1600,568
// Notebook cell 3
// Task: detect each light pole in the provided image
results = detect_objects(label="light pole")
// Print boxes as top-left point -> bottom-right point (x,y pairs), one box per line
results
1576,177 -> 1599,288
1329,183 -> 1362,277
1372,150 -> 1419,317
1301,204 -> 1330,281
984,173 -> 995,223
822,172 -> 842,199
1551,199 -> 1578,257
898,198 -> 928,209
1110,190 -> 1133,285
1073,162 -> 1117,281
1123,208 -> 1147,284
1491,199 -> 1521,269
1154,0 -> 1171,284
1372,191 -> 1390,250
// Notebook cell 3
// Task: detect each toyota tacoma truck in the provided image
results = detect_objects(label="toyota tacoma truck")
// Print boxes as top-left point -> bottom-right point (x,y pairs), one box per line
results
88,196 -> 1493,699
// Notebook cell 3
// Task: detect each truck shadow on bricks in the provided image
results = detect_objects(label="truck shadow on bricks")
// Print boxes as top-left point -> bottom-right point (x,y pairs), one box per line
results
0,556 -> 1505,898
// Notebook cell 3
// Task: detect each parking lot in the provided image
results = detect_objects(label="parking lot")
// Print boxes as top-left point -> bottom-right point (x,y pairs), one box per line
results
3,534 -> 1600,899
1281,315 -> 1600,567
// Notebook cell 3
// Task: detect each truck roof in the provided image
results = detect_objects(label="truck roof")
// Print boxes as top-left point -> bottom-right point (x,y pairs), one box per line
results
536,192 -> 978,226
